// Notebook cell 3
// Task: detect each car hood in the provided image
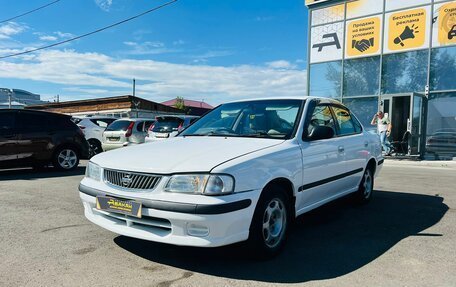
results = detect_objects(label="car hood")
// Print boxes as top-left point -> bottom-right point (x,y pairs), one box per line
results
92,136 -> 285,174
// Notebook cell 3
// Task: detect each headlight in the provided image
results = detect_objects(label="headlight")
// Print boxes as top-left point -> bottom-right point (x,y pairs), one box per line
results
86,161 -> 102,181
164,174 -> 234,195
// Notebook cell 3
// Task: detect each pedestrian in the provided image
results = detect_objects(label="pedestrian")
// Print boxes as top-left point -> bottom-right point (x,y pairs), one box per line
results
371,111 -> 392,155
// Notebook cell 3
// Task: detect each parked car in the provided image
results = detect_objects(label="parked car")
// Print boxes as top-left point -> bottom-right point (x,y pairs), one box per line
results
79,97 -> 383,257
0,109 -> 89,170
426,129 -> 456,157
146,115 -> 199,141
72,116 -> 116,155
102,118 -> 155,151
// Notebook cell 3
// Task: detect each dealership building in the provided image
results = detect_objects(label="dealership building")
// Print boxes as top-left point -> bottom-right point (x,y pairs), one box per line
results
305,0 -> 456,159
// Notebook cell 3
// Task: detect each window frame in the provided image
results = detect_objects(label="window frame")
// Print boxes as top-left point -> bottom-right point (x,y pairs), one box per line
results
302,100 -> 338,141
329,104 -> 363,137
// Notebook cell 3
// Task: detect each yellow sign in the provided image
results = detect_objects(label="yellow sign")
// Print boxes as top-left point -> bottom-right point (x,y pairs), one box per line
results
346,16 -> 381,57
438,2 -> 456,45
388,8 -> 426,51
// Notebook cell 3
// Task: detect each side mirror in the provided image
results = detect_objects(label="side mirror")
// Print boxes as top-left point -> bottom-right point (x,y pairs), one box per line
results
308,126 -> 334,141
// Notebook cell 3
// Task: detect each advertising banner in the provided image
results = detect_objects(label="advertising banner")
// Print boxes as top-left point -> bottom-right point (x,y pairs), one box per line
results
346,16 -> 382,58
311,4 -> 345,26
346,0 -> 383,19
384,6 -> 431,54
310,22 -> 344,63
385,0 -> 430,12
432,1 -> 456,47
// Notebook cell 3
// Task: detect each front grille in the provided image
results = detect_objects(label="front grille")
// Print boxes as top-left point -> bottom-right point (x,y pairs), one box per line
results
104,169 -> 161,190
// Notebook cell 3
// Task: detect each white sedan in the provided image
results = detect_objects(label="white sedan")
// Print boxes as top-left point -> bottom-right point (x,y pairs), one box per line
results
79,97 -> 383,257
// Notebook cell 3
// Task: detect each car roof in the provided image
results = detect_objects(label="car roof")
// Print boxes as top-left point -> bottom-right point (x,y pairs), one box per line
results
111,118 -> 155,122
0,108 -> 71,118
156,115 -> 199,120
222,96 -> 344,106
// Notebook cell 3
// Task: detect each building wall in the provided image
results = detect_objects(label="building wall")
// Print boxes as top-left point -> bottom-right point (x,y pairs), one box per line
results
307,0 -> 456,159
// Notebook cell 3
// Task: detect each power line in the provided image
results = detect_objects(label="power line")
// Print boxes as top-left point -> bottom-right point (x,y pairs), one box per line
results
0,0 -> 178,60
0,0 -> 61,24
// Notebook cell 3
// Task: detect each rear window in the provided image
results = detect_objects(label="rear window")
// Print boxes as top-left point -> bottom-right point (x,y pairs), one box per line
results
153,117 -> 183,132
106,120 -> 132,131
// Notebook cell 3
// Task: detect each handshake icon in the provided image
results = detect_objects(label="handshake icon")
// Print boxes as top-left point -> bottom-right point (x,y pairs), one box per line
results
352,38 -> 374,53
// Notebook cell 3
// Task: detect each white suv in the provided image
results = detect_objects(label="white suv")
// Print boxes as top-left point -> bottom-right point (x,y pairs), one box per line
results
80,97 -> 383,257
73,116 -> 117,155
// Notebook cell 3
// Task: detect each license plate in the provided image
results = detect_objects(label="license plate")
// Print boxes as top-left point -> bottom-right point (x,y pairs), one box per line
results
108,137 -> 120,141
155,133 -> 169,138
96,196 -> 142,218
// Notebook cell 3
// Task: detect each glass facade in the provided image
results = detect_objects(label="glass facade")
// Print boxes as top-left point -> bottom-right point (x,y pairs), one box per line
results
309,61 -> 342,98
381,51 -> 428,95
343,57 -> 380,97
430,46 -> 456,91
307,0 -> 456,159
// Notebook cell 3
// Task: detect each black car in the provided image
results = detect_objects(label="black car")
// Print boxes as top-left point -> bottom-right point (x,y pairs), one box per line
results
0,109 -> 90,170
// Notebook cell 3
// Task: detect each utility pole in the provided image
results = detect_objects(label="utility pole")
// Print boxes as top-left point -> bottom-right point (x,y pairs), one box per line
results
132,78 -> 136,97
8,89 -> 13,109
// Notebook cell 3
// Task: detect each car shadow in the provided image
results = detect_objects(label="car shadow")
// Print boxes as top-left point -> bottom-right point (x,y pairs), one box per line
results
114,190 -> 448,283
0,166 -> 86,181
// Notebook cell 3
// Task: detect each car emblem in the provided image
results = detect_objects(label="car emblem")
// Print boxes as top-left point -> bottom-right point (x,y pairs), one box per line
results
121,173 -> 133,187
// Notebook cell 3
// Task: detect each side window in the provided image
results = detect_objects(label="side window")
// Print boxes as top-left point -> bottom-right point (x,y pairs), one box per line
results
352,115 -> 363,133
90,119 -> 114,128
331,106 -> 357,136
0,112 -> 16,135
307,105 -> 336,136
16,112 -> 51,132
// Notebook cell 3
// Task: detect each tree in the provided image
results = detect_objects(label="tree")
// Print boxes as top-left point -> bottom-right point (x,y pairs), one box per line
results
174,96 -> 186,111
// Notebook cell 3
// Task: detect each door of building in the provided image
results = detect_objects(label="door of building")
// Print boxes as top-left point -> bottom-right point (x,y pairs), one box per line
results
379,93 -> 426,156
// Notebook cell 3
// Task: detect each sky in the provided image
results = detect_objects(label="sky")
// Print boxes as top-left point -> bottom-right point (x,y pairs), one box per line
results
0,0 -> 309,106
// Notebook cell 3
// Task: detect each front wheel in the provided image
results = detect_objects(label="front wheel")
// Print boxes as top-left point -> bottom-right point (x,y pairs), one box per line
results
248,185 -> 290,258
53,147 -> 79,171
354,167 -> 374,204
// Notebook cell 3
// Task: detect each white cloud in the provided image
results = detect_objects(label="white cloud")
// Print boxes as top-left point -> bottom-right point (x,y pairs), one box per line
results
0,22 -> 27,39
39,35 -> 58,41
266,60 -> 297,70
122,41 -> 177,55
0,49 -> 306,105
95,0 -> 113,11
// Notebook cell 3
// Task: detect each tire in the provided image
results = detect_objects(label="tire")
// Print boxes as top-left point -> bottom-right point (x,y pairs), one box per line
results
88,139 -> 103,157
247,184 -> 290,259
354,167 -> 374,204
53,146 -> 80,171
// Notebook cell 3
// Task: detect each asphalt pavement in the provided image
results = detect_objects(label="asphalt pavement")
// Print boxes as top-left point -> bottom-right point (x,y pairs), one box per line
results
0,160 -> 454,287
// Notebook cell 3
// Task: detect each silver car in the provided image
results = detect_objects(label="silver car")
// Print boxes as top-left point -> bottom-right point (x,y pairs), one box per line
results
102,118 -> 155,151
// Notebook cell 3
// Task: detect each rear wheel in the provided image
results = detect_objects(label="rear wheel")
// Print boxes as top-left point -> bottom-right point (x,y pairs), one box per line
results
88,139 -> 103,157
354,167 -> 374,204
53,147 -> 79,171
248,184 -> 290,258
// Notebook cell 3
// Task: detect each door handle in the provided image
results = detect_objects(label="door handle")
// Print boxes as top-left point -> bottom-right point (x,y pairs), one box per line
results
338,146 -> 345,153
364,141 -> 369,147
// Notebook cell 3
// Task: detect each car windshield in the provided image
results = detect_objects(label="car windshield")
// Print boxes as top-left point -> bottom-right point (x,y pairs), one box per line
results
152,117 -> 183,132
180,99 -> 303,139
106,120 -> 132,131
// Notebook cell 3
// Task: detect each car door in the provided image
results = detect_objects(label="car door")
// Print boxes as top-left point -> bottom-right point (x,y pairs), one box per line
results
0,110 -> 18,167
297,101 -> 347,212
330,104 -> 367,192
15,111 -> 54,163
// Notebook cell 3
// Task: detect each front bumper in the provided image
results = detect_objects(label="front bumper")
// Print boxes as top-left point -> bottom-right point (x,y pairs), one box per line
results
79,184 -> 259,247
